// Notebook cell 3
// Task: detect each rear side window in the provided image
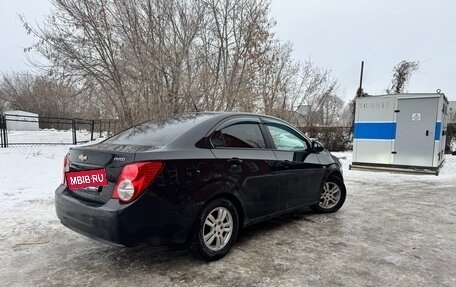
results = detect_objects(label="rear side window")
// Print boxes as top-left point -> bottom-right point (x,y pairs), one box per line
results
104,114 -> 213,147
212,123 -> 266,149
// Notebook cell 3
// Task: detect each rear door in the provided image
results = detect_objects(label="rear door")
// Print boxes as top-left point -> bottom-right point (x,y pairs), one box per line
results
261,118 -> 325,210
209,116 -> 280,220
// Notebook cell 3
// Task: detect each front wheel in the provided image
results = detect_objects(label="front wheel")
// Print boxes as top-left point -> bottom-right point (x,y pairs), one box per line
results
191,198 -> 239,261
312,176 -> 346,213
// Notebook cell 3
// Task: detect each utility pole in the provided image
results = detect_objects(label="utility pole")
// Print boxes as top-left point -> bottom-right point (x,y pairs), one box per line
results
356,61 -> 364,97
351,61 -> 365,135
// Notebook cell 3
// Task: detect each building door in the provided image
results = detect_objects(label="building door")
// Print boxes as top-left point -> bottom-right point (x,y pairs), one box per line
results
393,97 -> 438,167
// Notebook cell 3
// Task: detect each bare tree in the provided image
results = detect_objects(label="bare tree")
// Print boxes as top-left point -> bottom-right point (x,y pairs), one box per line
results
283,61 -> 342,126
0,72 -> 98,118
253,41 -> 298,116
386,60 -> 419,94
449,106 -> 456,123
21,0 -> 344,128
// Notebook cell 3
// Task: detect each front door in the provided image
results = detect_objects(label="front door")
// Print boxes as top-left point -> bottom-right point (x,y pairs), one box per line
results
394,97 -> 438,167
262,119 -> 325,210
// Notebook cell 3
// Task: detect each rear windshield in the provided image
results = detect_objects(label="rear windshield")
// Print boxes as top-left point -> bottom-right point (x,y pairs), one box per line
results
104,113 -> 213,147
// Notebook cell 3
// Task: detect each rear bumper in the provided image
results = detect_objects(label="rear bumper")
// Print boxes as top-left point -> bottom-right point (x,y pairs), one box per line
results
55,185 -> 195,246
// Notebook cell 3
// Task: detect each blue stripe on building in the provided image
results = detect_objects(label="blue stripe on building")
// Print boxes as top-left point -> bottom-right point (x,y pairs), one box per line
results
435,122 -> 441,141
354,122 -> 396,140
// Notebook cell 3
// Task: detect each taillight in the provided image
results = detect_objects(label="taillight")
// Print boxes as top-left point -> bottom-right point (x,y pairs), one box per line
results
112,161 -> 163,203
62,155 -> 69,185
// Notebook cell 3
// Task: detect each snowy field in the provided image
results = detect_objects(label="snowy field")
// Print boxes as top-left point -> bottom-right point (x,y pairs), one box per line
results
5,129 -> 107,145
1,142 -> 455,286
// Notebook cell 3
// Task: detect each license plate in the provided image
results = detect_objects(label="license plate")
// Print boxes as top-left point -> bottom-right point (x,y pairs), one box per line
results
65,169 -> 108,190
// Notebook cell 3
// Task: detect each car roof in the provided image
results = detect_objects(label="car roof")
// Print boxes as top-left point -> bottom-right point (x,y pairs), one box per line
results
166,111 -> 288,149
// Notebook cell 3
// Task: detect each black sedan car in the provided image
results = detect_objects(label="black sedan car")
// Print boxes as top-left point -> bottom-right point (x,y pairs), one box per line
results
56,112 -> 346,260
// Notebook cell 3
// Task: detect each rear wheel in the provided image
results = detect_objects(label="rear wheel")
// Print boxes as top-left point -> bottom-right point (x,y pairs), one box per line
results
191,198 -> 239,261
312,176 -> 346,213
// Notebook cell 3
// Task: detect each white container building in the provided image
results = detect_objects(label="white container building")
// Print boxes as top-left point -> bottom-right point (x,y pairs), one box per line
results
351,92 -> 449,175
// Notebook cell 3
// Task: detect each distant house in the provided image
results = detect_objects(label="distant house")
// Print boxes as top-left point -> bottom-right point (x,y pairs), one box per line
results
293,105 -> 311,127
449,101 -> 456,123
292,104 -> 350,127
4,110 -> 40,131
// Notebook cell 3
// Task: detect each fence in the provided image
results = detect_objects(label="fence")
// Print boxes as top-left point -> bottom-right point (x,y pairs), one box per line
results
298,126 -> 352,152
2,117 -> 453,152
0,114 -> 118,147
298,124 -> 456,153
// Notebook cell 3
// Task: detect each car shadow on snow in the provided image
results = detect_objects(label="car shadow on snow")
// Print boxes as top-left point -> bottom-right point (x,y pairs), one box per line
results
33,208 -> 339,285
98,207 -> 320,263
236,207 -> 318,242
51,209 -> 325,264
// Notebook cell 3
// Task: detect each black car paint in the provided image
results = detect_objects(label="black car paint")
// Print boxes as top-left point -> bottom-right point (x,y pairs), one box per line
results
55,112 -> 343,246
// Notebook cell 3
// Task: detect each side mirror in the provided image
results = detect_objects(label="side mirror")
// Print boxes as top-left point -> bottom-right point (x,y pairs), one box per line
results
311,140 -> 325,153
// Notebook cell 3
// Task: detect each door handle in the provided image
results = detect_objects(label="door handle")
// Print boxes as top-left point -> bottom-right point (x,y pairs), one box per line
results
425,130 -> 429,136
227,158 -> 243,165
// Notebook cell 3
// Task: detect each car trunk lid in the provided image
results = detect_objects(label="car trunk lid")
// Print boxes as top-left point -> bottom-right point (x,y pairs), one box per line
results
66,144 -> 139,204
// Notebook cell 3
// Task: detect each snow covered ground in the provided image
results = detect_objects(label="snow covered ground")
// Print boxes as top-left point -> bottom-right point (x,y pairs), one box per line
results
1,142 -> 455,286
5,129 -> 107,145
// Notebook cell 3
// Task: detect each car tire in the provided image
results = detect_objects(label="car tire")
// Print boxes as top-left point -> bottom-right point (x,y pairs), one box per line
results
311,176 -> 346,213
191,198 -> 239,261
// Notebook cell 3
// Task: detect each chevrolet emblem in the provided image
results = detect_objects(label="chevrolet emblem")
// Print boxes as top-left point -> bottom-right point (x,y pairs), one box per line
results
79,154 -> 88,161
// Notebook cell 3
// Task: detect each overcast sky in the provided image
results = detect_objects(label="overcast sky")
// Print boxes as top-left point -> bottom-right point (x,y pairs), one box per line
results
1,0 -> 455,101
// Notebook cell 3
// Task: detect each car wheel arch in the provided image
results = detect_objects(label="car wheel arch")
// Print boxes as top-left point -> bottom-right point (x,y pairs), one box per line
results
312,174 -> 346,213
203,192 -> 246,227
185,190 -> 246,244
191,179 -> 246,223
328,169 -> 343,181
316,168 -> 344,200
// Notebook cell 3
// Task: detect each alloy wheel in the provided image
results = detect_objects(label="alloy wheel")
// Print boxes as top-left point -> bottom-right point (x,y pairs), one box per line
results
202,207 -> 233,251
319,182 -> 341,209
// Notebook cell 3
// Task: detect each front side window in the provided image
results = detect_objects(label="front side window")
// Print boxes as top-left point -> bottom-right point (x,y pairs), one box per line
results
266,123 -> 309,151
212,123 -> 266,149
